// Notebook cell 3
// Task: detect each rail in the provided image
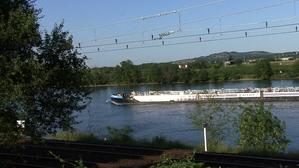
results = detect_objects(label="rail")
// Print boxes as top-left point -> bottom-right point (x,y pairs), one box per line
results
194,152 -> 299,168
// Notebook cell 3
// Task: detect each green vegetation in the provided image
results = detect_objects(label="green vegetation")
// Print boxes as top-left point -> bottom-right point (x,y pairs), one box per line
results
188,100 -> 238,149
50,131 -> 100,144
51,126 -> 191,149
50,151 -> 87,168
0,0 -> 89,144
238,103 -> 289,153
86,58 -> 299,86
189,100 -> 289,155
151,155 -> 203,168
255,60 -> 273,80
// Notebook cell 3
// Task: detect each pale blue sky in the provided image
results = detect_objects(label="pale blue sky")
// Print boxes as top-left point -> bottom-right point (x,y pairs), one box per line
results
36,0 -> 299,67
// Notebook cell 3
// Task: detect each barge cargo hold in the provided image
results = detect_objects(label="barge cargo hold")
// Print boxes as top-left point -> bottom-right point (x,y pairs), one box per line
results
110,87 -> 299,105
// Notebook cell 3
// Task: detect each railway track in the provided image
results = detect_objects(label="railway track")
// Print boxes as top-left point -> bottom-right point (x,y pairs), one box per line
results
0,140 -> 164,168
194,152 -> 299,168
42,139 -> 163,155
2,140 -> 299,168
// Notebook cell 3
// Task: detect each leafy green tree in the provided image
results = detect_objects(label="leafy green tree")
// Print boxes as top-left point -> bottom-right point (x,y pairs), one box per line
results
238,104 -> 288,153
161,64 -> 178,83
178,68 -> 192,83
189,100 -> 237,148
0,0 -> 90,142
143,64 -> 162,83
292,60 -> 299,77
220,68 -> 231,81
0,0 -> 41,144
119,60 -> 140,84
209,64 -> 221,82
255,60 -> 273,80
23,23 -> 90,139
198,69 -> 209,82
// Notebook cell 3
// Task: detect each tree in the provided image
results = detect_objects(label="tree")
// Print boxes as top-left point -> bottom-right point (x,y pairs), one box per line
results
0,0 -> 90,142
189,100 -> 237,149
255,60 -> 273,80
209,64 -> 221,82
23,23 -> 90,139
146,64 -> 162,83
161,64 -> 178,83
119,60 -> 140,84
178,68 -> 192,83
0,0 -> 41,144
292,60 -> 299,77
238,103 -> 288,153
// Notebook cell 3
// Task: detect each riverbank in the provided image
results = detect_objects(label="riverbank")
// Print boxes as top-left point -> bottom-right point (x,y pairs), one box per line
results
50,131 -> 299,159
86,78 -> 299,88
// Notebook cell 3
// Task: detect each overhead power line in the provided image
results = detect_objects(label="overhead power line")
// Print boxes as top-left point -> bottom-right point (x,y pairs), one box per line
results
77,21 -> 299,49
76,0 -> 297,44
71,0 -> 226,32
80,28 -> 299,54
181,0 -> 297,26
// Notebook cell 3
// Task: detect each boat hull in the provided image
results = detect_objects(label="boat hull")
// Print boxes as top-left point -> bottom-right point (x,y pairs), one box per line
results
110,88 -> 299,105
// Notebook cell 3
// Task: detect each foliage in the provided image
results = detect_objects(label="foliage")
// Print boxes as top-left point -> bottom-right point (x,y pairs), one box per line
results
118,60 -> 140,84
50,131 -> 100,144
85,50 -> 299,85
107,125 -> 134,143
151,154 -> 203,168
255,59 -> 273,80
0,0 -> 89,143
0,106 -> 22,145
238,103 -> 289,153
49,151 -> 87,168
195,141 -> 235,153
51,127 -> 190,149
189,100 -> 238,149
292,60 -> 299,77
87,57 -> 299,85
23,23 -> 90,139
0,0 -> 40,144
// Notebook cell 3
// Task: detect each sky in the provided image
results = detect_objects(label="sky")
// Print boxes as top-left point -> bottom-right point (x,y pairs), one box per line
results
36,0 -> 299,67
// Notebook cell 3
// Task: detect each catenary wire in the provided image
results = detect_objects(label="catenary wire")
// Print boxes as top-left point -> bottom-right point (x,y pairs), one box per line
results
75,0 -> 297,45
77,21 -> 299,49
80,29 -> 299,54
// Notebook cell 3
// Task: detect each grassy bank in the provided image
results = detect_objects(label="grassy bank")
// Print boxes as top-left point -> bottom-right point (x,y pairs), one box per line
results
49,129 -> 191,149
49,130 -> 299,159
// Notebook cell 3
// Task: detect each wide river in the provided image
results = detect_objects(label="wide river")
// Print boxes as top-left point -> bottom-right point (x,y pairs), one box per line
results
75,80 -> 299,151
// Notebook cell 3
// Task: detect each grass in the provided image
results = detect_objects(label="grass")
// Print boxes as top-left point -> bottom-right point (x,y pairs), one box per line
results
49,131 -> 100,144
49,129 -> 191,149
49,128 -> 299,158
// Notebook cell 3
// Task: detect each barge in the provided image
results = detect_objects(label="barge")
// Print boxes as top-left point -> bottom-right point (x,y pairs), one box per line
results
110,87 -> 299,105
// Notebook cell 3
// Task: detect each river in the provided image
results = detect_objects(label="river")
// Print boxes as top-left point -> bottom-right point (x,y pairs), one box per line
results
75,80 -> 299,151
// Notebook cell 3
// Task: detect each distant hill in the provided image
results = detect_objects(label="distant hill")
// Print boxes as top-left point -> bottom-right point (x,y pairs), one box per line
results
171,51 -> 299,64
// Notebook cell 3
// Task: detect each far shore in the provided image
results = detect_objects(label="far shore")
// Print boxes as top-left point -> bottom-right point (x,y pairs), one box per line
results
86,77 -> 299,88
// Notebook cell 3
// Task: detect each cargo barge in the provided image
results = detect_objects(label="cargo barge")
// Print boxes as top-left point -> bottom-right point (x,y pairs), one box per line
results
110,87 -> 299,105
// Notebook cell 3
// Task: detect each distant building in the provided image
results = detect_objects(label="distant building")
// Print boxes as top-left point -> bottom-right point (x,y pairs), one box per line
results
224,61 -> 233,67
248,59 -> 257,63
279,57 -> 294,61
178,64 -> 188,69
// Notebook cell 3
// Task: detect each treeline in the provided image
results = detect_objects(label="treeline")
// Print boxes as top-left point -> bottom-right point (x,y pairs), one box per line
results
87,59 -> 299,85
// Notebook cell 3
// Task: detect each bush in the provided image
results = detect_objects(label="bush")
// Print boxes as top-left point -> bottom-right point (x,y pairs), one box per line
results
151,154 -> 203,168
238,103 -> 289,153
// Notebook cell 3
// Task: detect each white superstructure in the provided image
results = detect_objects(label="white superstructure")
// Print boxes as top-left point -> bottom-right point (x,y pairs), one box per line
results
130,87 -> 299,103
